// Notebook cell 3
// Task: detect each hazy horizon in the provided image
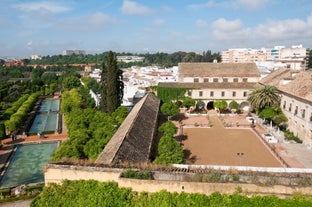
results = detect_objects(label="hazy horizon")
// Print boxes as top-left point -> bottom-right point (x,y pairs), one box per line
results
1,0 -> 311,58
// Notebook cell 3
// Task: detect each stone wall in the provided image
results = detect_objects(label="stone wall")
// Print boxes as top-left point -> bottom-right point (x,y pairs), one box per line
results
44,164 -> 312,197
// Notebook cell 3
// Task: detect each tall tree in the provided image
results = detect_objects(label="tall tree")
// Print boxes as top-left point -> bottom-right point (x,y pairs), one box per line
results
247,85 -> 280,111
100,51 -> 124,114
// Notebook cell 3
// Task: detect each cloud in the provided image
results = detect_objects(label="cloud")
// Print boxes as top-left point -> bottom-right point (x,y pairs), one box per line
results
212,15 -> 312,45
188,0 -> 268,11
196,19 -> 208,27
234,0 -> 268,10
121,0 -> 153,15
188,0 -> 217,9
255,18 -> 309,40
212,18 -> 250,41
161,5 -> 172,12
14,1 -> 71,13
53,12 -> 119,31
154,18 -> 165,26
213,18 -> 243,32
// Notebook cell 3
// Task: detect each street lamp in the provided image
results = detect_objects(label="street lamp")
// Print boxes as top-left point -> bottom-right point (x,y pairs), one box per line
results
237,152 -> 244,166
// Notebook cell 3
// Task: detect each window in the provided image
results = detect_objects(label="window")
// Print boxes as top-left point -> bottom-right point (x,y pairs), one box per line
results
199,91 -> 203,97
204,78 -> 209,82
221,91 -> 225,97
242,78 -> 248,82
213,78 -> 218,82
243,91 -> 247,97
223,78 -> 228,82
310,113 -> 312,122
233,78 -> 238,82
302,109 -> 305,118
232,91 -> 236,97
294,106 -> 298,115
210,91 -> 214,97
187,91 -> 192,97
283,101 -> 286,109
194,78 -> 199,83
289,103 -> 292,112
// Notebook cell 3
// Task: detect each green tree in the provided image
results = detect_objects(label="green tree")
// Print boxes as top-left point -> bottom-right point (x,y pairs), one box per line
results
247,85 -> 280,112
259,106 -> 276,120
100,51 -> 124,114
214,100 -> 227,111
160,102 -> 179,120
308,50 -> 312,69
229,100 -> 240,110
0,122 -> 6,141
60,89 -> 83,115
62,76 -> 81,90
181,97 -> 195,109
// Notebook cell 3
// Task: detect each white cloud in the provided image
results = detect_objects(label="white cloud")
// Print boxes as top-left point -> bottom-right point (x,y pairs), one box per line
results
188,0 -> 217,9
154,18 -> 165,26
196,19 -> 208,27
189,0 -> 268,11
212,18 -> 250,41
53,12 -> 118,31
234,0 -> 268,10
161,5 -> 172,12
14,1 -> 71,13
212,16 -> 312,46
121,0 -> 153,15
255,18 -> 309,40
89,12 -> 118,24
213,18 -> 243,32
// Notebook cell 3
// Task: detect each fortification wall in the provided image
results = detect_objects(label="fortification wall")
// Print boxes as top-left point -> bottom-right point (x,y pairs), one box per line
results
44,164 -> 312,197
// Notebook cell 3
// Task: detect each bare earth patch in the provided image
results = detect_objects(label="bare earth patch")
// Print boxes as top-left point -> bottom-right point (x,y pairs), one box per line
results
173,111 -> 283,167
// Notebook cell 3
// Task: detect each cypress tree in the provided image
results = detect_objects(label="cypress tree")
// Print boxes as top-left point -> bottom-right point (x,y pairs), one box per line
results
100,51 -> 123,114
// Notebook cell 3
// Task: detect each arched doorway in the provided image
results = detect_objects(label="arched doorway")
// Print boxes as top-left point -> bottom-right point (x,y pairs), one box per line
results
206,101 -> 214,110
196,101 -> 205,111
240,101 -> 249,111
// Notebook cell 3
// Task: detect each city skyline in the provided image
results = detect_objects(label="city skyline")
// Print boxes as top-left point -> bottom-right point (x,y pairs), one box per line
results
1,0 -> 312,58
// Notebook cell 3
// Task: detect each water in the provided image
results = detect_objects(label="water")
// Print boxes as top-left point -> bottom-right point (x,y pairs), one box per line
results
29,99 -> 60,133
39,99 -> 60,112
0,142 -> 57,188
29,113 -> 57,133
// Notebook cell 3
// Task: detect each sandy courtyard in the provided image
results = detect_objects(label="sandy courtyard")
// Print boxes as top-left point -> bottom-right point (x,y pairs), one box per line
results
175,112 -> 283,167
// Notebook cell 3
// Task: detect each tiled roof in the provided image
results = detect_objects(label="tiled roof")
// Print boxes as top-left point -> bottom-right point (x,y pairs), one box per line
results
260,68 -> 312,102
179,62 -> 260,77
159,82 -> 257,89
95,93 -> 160,165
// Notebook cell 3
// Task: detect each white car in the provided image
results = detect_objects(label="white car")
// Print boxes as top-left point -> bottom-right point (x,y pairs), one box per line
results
262,133 -> 278,143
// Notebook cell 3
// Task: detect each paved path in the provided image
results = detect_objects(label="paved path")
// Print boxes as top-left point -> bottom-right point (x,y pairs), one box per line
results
1,199 -> 33,207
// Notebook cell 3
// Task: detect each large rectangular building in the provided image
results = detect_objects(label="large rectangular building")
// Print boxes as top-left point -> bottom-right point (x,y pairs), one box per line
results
260,68 -> 312,145
159,62 -> 260,110
222,45 -> 309,70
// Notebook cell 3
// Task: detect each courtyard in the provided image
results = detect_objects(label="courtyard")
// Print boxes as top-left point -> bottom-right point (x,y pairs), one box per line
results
172,110 -> 312,168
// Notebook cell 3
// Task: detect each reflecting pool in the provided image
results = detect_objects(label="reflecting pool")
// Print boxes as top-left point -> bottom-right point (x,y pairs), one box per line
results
39,99 -> 60,112
0,142 -> 57,188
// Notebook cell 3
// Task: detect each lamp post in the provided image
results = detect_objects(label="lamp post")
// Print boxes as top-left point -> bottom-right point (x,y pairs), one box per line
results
237,152 -> 244,166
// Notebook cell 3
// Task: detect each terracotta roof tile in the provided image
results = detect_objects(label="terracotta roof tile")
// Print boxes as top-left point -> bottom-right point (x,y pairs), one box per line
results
179,62 -> 260,78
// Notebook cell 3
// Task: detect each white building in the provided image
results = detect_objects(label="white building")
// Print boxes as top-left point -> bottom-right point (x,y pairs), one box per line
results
160,62 -> 260,110
222,45 -> 310,70
260,68 -> 312,145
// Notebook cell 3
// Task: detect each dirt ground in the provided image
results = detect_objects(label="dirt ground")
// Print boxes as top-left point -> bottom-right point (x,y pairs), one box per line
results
173,111 -> 283,167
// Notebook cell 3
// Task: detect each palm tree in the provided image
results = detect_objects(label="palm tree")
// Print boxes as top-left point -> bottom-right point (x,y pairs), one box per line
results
247,85 -> 280,111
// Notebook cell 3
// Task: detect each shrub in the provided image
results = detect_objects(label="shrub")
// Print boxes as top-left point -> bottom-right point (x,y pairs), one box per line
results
120,169 -> 154,180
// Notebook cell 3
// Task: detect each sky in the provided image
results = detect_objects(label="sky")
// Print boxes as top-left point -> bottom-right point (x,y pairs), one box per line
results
1,0 -> 312,58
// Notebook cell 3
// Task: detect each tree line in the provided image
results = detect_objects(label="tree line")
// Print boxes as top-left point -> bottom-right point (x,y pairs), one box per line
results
27,50 -> 221,68
31,180 -> 312,207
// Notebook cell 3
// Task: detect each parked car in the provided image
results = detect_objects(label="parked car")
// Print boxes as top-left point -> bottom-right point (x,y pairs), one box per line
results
262,133 -> 278,143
